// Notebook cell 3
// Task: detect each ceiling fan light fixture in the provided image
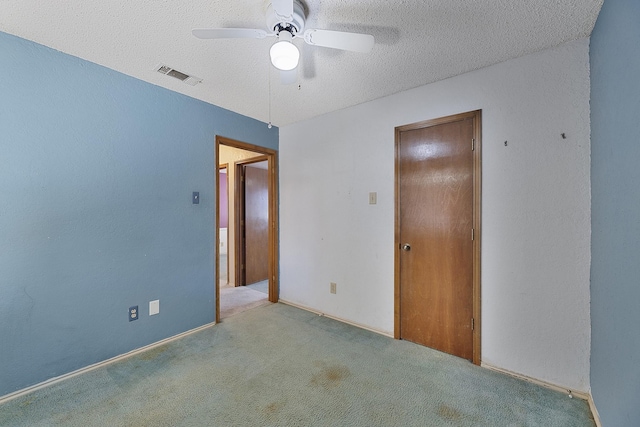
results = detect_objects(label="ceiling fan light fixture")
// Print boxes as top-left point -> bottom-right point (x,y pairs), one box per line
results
270,31 -> 299,71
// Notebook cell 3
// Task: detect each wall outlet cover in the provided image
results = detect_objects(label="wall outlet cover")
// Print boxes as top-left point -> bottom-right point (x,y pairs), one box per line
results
129,306 -> 138,322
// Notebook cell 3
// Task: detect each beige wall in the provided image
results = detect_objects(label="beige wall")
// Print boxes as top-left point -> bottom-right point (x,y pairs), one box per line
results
219,145 -> 264,285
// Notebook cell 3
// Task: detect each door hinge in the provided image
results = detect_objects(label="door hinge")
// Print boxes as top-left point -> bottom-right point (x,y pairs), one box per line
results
472,138 -> 475,151
472,318 -> 475,330
471,228 -> 475,241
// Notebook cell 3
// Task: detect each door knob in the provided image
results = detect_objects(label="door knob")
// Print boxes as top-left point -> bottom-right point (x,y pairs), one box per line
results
402,243 -> 411,251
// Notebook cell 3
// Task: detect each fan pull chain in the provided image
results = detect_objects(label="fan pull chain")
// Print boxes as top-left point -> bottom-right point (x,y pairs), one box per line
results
267,64 -> 273,129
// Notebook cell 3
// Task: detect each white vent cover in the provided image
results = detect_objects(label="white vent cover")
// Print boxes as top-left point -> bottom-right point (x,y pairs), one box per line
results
155,64 -> 202,86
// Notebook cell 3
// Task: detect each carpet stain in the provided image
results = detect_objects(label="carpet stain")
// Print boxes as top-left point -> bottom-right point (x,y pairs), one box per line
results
139,345 -> 169,361
310,364 -> 350,388
20,398 -> 33,407
438,404 -> 462,421
263,401 -> 285,415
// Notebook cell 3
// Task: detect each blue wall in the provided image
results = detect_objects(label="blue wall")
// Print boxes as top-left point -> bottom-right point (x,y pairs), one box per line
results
0,31 -> 278,396
590,1 -> 640,425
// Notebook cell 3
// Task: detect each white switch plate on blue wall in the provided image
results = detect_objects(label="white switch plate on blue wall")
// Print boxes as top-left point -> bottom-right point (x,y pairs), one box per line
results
149,300 -> 159,316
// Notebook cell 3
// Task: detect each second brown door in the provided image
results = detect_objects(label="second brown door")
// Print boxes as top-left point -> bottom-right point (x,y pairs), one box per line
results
397,113 -> 478,362
243,164 -> 269,285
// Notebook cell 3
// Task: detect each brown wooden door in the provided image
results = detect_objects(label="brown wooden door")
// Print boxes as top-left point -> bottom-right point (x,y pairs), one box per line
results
397,114 -> 476,361
243,164 -> 269,285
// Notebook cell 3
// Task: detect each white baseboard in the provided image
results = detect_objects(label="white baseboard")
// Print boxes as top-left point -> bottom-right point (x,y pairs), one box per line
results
278,299 -> 394,338
588,393 -> 602,427
479,363 -> 603,425
0,321 -> 216,405
481,362 -> 589,400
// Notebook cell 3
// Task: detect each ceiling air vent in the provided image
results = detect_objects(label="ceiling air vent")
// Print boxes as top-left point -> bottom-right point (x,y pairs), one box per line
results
155,64 -> 202,86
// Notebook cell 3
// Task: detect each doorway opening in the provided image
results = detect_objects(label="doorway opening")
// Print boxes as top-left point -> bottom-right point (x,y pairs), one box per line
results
215,136 -> 279,322
394,110 -> 482,365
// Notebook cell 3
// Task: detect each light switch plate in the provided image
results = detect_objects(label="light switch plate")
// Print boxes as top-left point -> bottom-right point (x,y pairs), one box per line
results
192,192 -> 199,204
149,300 -> 159,316
369,192 -> 377,205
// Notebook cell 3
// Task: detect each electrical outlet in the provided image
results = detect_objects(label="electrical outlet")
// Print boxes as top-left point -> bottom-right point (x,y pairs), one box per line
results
129,306 -> 139,322
330,282 -> 337,294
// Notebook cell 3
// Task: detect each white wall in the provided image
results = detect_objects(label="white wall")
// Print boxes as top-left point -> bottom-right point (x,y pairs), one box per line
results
279,38 -> 591,392
219,228 -> 228,255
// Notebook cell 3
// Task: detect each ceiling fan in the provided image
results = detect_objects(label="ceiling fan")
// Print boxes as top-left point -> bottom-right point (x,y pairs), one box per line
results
192,0 -> 375,75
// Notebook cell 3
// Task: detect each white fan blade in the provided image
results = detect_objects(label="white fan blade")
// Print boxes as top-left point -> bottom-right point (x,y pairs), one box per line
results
272,0 -> 294,22
303,29 -> 374,53
192,28 -> 268,40
280,69 -> 297,85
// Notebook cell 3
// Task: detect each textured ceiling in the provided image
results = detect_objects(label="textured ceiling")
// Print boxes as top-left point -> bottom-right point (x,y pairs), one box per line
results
0,0 -> 602,127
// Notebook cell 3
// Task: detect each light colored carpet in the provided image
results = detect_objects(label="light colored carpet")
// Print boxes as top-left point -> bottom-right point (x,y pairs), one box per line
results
219,284 -> 269,318
246,280 -> 269,294
0,303 -> 595,426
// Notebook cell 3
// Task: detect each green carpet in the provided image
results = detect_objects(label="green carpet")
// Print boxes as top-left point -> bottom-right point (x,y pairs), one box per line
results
246,280 -> 269,295
0,303 -> 594,426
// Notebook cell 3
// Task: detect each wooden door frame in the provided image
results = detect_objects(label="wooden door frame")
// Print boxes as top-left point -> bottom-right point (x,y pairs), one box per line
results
394,110 -> 482,365
234,155 -> 269,288
215,136 -> 279,324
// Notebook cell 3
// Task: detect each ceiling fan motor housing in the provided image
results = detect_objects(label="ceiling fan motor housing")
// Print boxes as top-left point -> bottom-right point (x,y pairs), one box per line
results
266,0 -> 306,35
